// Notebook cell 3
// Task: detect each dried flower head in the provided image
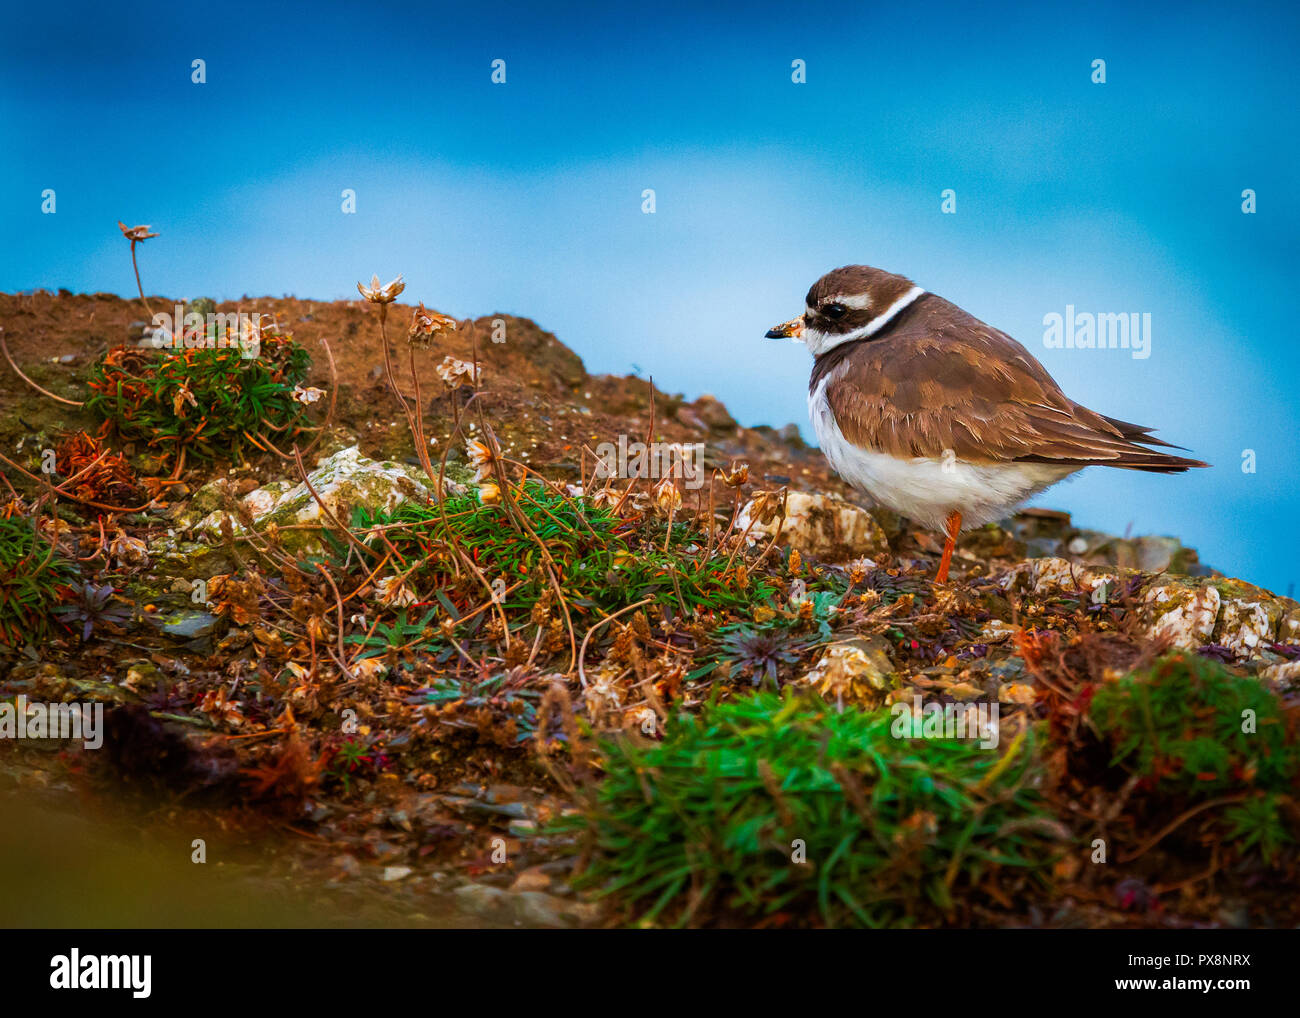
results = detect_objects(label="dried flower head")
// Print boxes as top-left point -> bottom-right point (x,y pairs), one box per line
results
117,222 -> 158,243
291,384 -> 326,405
350,658 -> 388,682
847,557 -> 876,584
653,477 -> 682,515
857,589 -> 883,610
109,531 -> 149,568
435,354 -> 481,389
356,274 -> 405,305
374,575 -> 417,607
590,487 -> 618,509
198,686 -> 245,727
748,489 -> 786,525
722,461 -> 749,487
408,303 -> 458,349
171,382 -> 198,416
466,438 -> 497,481
584,665 -> 626,728
478,481 -> 501,504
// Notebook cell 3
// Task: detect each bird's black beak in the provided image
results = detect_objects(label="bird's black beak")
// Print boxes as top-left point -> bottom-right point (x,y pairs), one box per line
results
766,317 -> 804,340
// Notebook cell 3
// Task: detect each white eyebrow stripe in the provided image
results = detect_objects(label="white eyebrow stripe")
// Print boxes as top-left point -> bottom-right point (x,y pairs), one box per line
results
830,293 -> 874,309
856,285 -> 924,337
808,285 -> 926,355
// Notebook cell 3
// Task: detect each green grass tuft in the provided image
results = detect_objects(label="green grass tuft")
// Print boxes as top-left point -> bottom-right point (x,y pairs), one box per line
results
0,514 -> 75,646
563,689 -> 1061,927
352,485 -> 778,620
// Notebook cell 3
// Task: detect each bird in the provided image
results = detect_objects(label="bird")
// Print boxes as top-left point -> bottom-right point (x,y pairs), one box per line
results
766,265 -> 1208,583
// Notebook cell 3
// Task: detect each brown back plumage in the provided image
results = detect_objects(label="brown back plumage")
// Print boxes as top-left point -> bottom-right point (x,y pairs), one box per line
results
811,292 -> 1208,472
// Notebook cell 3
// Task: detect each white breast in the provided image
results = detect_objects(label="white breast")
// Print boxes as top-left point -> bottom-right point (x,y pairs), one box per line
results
808,377 -> 1078,532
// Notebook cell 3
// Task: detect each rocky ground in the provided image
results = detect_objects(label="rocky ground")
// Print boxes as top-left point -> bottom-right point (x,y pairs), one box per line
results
1,289 -> 1298,929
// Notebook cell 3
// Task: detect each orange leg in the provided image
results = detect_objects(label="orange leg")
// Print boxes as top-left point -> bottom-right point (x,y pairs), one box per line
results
935,510 -> 962,584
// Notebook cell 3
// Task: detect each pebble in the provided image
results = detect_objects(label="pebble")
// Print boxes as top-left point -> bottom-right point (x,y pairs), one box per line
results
509,867 -> 552,893
998,682 -> 1037,705
160,610 -> 220,639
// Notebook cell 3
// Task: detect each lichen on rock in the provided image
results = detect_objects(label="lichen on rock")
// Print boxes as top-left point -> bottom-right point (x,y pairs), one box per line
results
186,445 -> 436,554
1260,659 -> 1300,689
999,556 -> 1124,599
1215,592 -> 1285,656
1143,575 -> 1222,649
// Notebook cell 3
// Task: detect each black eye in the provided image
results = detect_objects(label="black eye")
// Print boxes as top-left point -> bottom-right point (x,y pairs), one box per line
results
822,302 -> 848,320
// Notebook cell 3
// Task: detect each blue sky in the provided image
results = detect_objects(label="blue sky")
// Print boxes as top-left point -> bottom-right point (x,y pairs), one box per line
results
2,0 -> 1298,592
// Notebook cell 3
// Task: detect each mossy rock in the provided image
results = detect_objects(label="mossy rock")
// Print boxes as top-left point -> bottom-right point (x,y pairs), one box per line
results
184,446 -> 436,558
145,535 -> 238,582
1142,574 -> 1222,649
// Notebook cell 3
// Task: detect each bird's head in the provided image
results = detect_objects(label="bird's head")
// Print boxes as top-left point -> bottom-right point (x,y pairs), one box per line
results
766,265 -> 924,356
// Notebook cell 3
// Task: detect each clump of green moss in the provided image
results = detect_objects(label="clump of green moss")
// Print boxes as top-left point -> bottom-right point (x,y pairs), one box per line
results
1090,653 -> 1300,863
0,514 -> 75,646
1089,652 -> 1298,796
563,690 -> 1061,927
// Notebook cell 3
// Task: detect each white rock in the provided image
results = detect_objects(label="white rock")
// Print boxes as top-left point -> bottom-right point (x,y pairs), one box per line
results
1001,557 -> 1118,597
1145,583 -> 1221,649
1260,660 -> 1300,689
802,637 -> 895,702
1216,598 -> 1278,656
738,491 -> 888,563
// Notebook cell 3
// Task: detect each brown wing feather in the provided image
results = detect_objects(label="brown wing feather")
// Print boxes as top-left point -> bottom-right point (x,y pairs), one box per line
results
818,295 -> 1208,473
